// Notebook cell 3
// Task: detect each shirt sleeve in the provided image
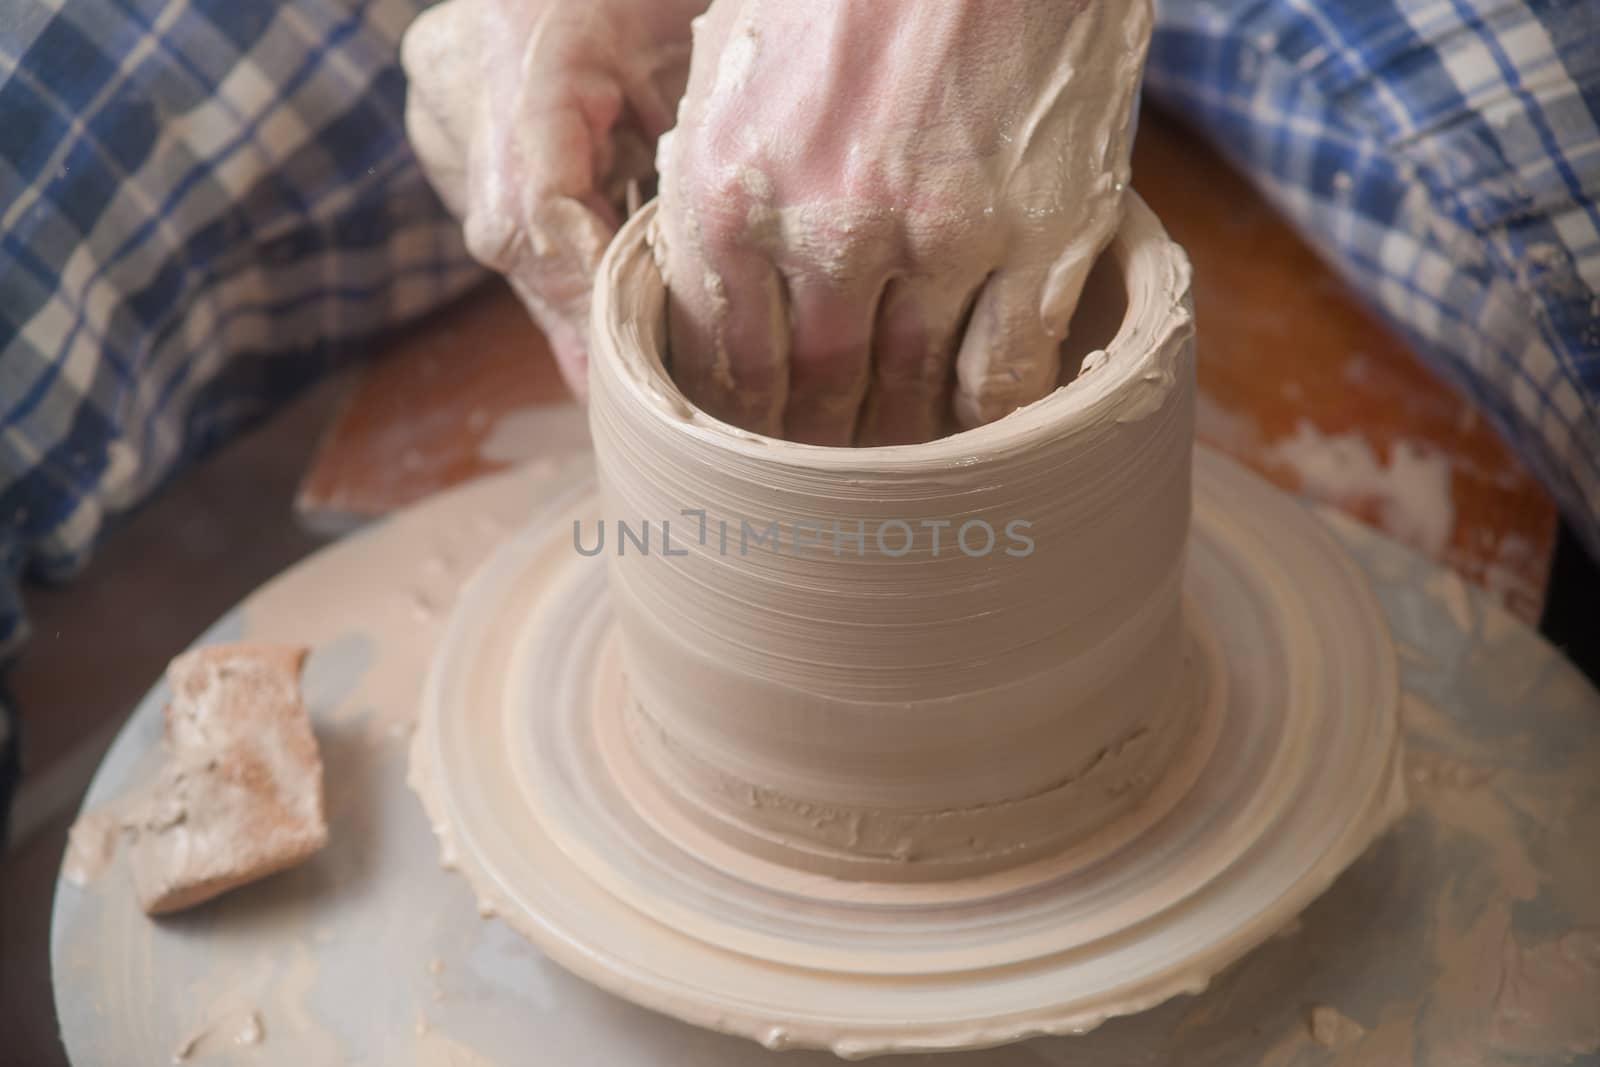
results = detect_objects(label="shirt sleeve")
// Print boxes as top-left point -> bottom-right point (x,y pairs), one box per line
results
0,0 -> 484,659
1146,0 -> 1600,558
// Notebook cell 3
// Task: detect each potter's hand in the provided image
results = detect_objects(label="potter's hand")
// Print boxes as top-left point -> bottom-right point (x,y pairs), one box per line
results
402,0 -> 705,396
657,0 -> 1152,444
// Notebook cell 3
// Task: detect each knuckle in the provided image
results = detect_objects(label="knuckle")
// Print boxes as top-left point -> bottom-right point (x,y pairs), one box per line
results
462,208 -> 518,269
915,217 -> 989,266
400,1 -> 470,85
681,177 -> 753,251
663,164 -> 752,246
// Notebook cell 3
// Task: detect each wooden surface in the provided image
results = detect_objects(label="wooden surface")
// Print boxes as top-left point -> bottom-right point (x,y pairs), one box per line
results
1134,111 -> 1556,622
295,286 -> 578,533
297,107 -> 1557,620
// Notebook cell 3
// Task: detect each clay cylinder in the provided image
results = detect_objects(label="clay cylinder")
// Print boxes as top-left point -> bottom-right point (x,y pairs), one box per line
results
587,196 -> 1197,879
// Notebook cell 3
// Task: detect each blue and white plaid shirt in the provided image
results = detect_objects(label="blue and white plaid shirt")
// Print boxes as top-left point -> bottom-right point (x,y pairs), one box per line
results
0,0 -> 481,669
1147,0 -> 1600,577
0,1 -> 1595,658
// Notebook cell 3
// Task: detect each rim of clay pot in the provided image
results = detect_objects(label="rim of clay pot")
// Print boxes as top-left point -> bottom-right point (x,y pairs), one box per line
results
590,194 -> 1193,465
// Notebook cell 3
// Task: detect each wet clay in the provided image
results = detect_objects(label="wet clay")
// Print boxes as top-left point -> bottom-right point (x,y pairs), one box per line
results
591,197 -> 1197,878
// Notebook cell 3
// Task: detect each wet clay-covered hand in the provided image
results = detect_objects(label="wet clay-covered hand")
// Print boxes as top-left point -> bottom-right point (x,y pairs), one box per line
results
657,0 -> 1153,444
403,0 -> 706,396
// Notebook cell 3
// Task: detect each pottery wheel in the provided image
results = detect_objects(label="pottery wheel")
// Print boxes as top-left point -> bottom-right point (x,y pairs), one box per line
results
413,447 -> 1404,1056
53,454 -> 1600,1066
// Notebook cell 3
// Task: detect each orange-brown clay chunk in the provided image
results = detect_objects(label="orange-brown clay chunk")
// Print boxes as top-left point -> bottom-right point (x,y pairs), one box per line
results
128,642 -> 327,915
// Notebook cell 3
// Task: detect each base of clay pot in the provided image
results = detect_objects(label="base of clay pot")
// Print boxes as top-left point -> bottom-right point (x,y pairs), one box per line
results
412,448 -> 1406,1059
